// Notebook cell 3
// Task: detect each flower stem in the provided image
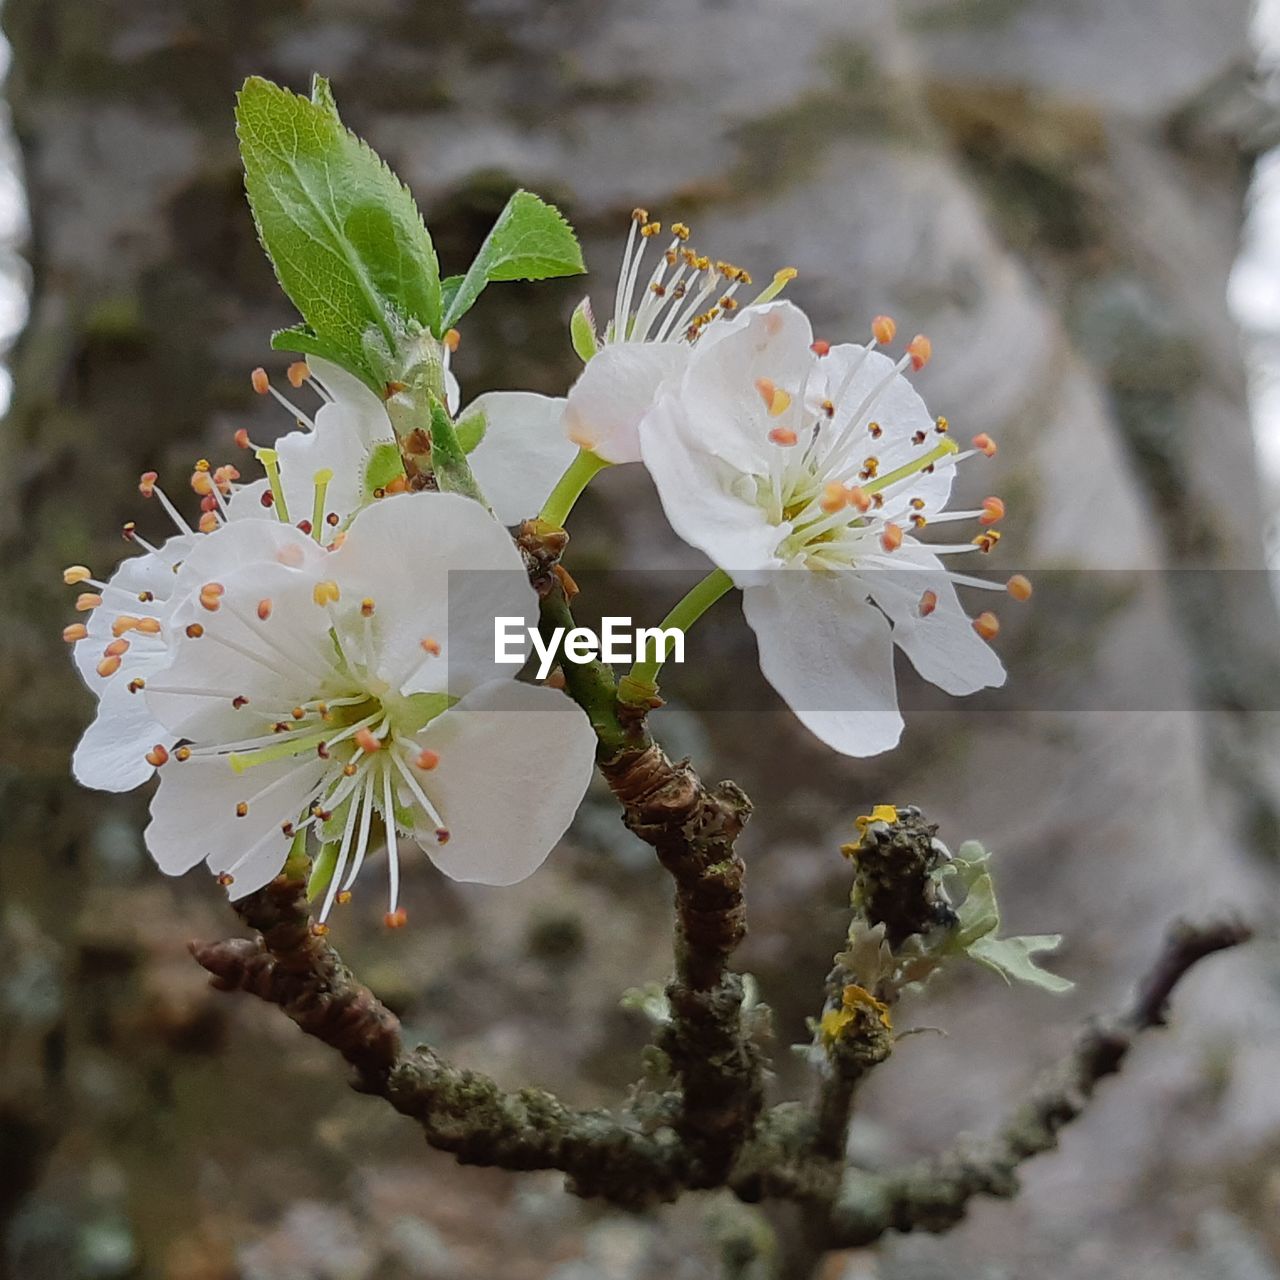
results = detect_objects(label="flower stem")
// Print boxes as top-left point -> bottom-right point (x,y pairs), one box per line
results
538,449 -> 610,528
620,567 -> 734,704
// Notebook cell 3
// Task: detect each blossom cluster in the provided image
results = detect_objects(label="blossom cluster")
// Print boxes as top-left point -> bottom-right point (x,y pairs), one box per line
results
65,210 -> 1025,925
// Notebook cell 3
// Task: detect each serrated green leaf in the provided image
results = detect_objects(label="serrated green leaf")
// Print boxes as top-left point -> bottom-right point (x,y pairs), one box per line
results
967,934 -> 1074,994
237,75 -> 441,389
442,190 -> 584,330
440,274 -> 465,322
271,324 -> 357,371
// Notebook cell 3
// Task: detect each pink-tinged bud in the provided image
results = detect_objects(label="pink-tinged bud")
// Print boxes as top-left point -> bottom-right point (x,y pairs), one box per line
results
872,315 -> 896,345
907,334 -> 931,370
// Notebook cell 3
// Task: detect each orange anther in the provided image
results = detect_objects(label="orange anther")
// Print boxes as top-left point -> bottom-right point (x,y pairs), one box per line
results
354,727 -> 381,754
973,611 -> 1000,641
257,599 -> 273,621
820,481 -> 847,514
360,598 -> 375,617
134,617 -> 162,635
63,565 -> 92,585
190,468 -> 214,497
111,615 -> 139,636
62,623 -> 88,643
174,745 -> 191,761
233,428 -> 251,450
199,582 -> 225,611
443,328 -> 461,352
198,511 -> 219,534
880,522 -> 904,553
310,922 -> 329,937
145,744 -> 170,767
919,590 -> 938,617
420,636 -> 441,656
235,801 -> 248,818
907,334 -> 931,370
846,485 -> 871,513
251,367 -> 270,395
810,339 -> 831,357
216,872 -> 235,886
75,593 -> 102,612
138,471 -> 158,497
103,638 -> 130,658
286,360 -> 309,388
768,427 -> 798,446
97,655 -> 122,678
336,890 -> 353,905
185,623 -> 204,639
312,580 -> 340,606
384,908 -> 408,929
416,749 -> 440,771
872,314 -> 897,346
972,432 -> 997,457
979,496 -> 1005,526
1006,574 -> 1033,602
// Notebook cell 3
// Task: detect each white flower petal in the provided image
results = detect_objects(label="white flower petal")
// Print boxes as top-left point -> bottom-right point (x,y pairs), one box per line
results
144,752 -> 328,892
406,680 -> 596,885
71,675 -> 165,792
741,571 -> 904,757
564,341 -> 688,463
327,492 -> 537,698
641,394 -> 785,578
464,391 -> 578,525
860,543 -> 1006,695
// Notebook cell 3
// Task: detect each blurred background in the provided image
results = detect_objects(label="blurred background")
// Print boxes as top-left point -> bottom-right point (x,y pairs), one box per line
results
3,2 -> 1280,1278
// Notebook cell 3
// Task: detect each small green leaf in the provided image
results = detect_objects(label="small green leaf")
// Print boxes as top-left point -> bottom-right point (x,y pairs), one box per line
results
442,190 -> 585,330
237,75 -> 442,389
455,409 -> 487,454
967,934 -> 1074,994
570,296 -> 599,362
440,274 -> 465,322
362,441 -> 406,499
427,394 -> 487,504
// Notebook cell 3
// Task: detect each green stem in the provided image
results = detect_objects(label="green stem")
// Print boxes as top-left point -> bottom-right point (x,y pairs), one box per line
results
538,449 -> 610,527
622,567 -> 734,701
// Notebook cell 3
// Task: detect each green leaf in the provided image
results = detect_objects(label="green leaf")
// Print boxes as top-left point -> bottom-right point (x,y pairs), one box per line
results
967,934 -> 1074,994
441,190 -> 585,330
237,75 -> 441,389
570,296 -> 599,362
427,393 -> 487,504
362,441 -> 406,499
270,324 -> 358,371
440,274 -> 465,322
455,409 -> 487,454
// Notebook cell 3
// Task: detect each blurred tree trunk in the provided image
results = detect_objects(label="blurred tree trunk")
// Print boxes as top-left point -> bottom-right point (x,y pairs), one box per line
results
2,2 -> 1275,1278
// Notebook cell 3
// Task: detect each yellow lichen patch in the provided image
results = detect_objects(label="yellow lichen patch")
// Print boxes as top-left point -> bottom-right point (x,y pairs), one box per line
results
841,804 -> 899,858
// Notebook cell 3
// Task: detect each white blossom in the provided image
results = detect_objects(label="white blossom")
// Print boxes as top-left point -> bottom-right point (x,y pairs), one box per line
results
639,301 -> 1021,757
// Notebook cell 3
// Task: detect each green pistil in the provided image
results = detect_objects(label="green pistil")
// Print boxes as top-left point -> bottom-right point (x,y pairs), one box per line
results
862,436 -> 958,497
229,727 -> 330,773
257,447 -> 290,523
311,468 -> 332,541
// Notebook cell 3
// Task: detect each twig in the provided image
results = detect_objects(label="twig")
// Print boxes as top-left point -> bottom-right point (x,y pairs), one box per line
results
535,560 -> 762,1183
192,875 -> 686,1208
827,917 -> 1252,1245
